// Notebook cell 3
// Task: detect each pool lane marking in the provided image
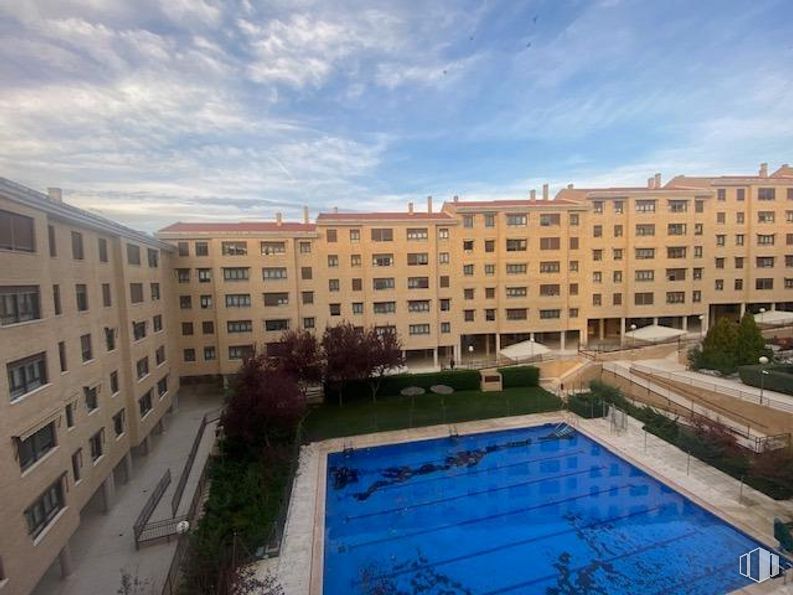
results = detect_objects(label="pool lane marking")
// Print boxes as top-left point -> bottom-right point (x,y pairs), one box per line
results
350,502 -> 671,586
339,447 -> 587,497
343,465 -> 608,522
342,481 -> 641,551
482,528 -> 702,595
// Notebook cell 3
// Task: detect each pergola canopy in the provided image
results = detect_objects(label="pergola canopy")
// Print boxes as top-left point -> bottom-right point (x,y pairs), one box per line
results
624,324 -> 687,343
499,340 -> 551,360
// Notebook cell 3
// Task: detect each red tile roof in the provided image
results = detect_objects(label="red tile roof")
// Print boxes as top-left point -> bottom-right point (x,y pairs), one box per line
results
158,221 -> 316,233
316,211 -> 453,221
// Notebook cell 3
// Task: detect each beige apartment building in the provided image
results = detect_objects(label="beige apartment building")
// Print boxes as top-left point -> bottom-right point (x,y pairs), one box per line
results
1,162 -> 792,594
0,179 -> 179,595
158,163 -> 793,379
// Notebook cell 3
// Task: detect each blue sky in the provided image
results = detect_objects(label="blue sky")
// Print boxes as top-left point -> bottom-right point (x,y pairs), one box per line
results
0,0 -> 791,231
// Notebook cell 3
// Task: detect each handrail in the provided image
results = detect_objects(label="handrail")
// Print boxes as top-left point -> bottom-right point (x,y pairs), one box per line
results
171,407 -> 222,517
629,363 -> 793,414
133,469 -> 171,549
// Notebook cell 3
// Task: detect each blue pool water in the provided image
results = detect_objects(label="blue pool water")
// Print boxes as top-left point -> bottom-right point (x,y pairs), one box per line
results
323,424 -> 788,594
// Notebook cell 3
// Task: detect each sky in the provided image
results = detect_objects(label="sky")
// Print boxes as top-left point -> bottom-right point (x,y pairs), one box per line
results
0,0 -> 791,232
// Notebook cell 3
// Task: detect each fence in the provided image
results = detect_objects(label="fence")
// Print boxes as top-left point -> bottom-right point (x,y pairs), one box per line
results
458,351 -> 578,371
629,363 -> 793,414
133,469 -> 171,549
171,407 -> 222,517
263,423 -> 304,558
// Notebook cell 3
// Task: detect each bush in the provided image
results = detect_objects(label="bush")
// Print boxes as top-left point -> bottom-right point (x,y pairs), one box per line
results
497,365 -> 540,388
567,392 -> 607,419
323,370 -> 481,404
739,364 -> 793,396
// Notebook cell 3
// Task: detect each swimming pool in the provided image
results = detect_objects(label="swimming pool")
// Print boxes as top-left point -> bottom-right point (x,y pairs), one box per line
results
323,423 -> 787,594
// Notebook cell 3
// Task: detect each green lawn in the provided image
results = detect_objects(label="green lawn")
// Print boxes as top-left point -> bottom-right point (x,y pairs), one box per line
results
302,386 -> 562,442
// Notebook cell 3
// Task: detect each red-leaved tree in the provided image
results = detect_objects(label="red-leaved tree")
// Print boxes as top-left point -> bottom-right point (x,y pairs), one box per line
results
322,322 -> 370,406
276,329 -> 324,385
222,352 -> 306,453
365,327 -> 404,402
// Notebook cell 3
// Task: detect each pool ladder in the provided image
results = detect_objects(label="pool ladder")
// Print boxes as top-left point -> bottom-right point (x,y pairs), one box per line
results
449,425 -> 460,440
342,440 -> 355,456
551,422 -> 575,439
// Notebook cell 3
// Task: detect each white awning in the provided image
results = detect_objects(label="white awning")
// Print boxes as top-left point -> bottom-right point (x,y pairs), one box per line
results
499,340 -> 551,360
624,324 -> 687,343
755,310 -> 793,326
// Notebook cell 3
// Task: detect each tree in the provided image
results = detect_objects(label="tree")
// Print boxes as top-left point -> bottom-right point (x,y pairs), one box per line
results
222,352 -> 306,452
699,316 -> 739,374
735,312 -> 767,367
365,327 -> 405,402
322,322 -> 370,406
275,329 -> 324,385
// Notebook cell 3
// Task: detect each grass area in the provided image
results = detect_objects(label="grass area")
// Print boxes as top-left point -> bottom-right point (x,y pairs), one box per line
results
303,386 -> 562,442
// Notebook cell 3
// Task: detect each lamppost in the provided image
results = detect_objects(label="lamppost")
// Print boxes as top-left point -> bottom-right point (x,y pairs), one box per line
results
698,314 -> 705,341
629,324 -> 637,359
530,337 -> 535,360
759,355 -> 769,405
468,343 -> 474,363
759,307 -> 766,325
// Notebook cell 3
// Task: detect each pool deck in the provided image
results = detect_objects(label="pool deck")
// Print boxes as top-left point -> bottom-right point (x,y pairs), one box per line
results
257,411 -> 793,594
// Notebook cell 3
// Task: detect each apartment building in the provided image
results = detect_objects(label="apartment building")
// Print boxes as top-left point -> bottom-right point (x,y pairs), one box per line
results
0,179 -> 178,595
159,163 -> 793,379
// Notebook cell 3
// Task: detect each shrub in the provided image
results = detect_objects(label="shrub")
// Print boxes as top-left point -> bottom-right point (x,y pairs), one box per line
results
497,365 -> 540,388
739,364 -> 793,396
323,370 -> 481,404
567,392 -> 607,419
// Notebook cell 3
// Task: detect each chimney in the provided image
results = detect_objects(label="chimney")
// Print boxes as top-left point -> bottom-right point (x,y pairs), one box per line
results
530,189 -> 536,200
408,201 -> 414,215
303,206 -> 309,224
542,183 -> 549,200
333,206 -> 339,213
275,212 -> 282,226
759,162 -> 768,177
47,187 -> 63,202
453,195 -> 459,203
647,176 -> 654,189
427,195 -> 433,214
567,183 -> 574,190
653,173 -> 662,188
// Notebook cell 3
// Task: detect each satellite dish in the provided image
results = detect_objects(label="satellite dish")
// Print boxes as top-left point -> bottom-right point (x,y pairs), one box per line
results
176,520 -> 190,535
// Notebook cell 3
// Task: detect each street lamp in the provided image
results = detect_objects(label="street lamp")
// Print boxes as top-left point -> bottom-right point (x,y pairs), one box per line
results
530,337 -> 535,360
698,314 -> 705,341
759,355 -> 770,405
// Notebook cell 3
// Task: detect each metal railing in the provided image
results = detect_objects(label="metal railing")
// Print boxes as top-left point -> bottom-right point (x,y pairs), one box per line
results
133,469 -> 171,549
458,351 -> 578,371
171,408 -> 222,517
629,363 -> 793,414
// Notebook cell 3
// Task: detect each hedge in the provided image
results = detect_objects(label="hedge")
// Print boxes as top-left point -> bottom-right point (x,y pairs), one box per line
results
324,369 -> 481,403
566,392 -> 607,419
497,365 -> 540,388
738,364 -> 793,396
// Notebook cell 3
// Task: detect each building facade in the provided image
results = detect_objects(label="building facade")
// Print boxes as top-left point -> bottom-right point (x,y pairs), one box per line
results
157,163 -> 793,377
0,179 -> 179,595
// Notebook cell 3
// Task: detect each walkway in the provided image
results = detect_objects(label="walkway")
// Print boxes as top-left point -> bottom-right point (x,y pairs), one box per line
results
32,387 -> 222,595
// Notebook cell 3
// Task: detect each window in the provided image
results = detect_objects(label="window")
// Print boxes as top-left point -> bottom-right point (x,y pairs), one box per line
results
635,224 -> 655,236
202,321 -> 214,334
635,248 -> 655,260
614,225 -> 623,238
539,284 -> 560,296
228,320 -> 252,333
110,370 -> 119,393
540,309 -> 561,319
505,263 -> 528,275
373,253 -> 394,267
440,276 -> 450,288
299,241 -> 312,254
138,392 -> 152,418
506,214 -> 527,226
506,239 -> 528,251
716,235 -> 726,246
735,257 -> 744,269
328,279 -> 340,292
72,449 -> 82,481
569,283 -> 578,295
506,308 -> 527,320
716,212 -> 726,224
57,341 -> 67,372
757,256 -> 775,268
374,302 -> 396,314
539,213 -> 560,226
667,268 -> 686,281
463,240 -> 474,252
155,346 -> 165,366
195,241 -> 208,256
694,246 -> 703,258
484,264 -> 495,275
18,422 -> 56,471
634,292 -> 654,306
352,303 -> 363,314
0,285 -> 40,325
464,288 -> 475,300
327,255 -> 339,268
715,257 -> 725,269
408,277 -> 430,289
151,283 -> 161,301
635,270 -> 654,282
177,268 -> 190,283
181,322 -> 193,336
569,213 -> 579,226
593,250 -> 602,262
102,283 -> 111,307
593,294 -> 602,306
183,349 -> 196,362
223,267 -> 249,281
735,279 -> 743,291
80,334 -> 93,362
157,376 -> 168,397
351,254 -> 362,267
484,213 -> 496,227
407,228 -> 428,240
261,241 -> 286,255
264,318 -> 289,332
666,292 -> 685,304
97,238 -> 108,262
301,267 -> 312,280
758,211 -> 775,224
153,314 -> 163,332
105,326 -> 117,350
144,248 -> 158,269
53,285 -> 61,315
262,267 -> 287,280
200,295 -> 213,309
75,284 -> 88,311
536,238 -> 560,250
440,299 -> 451,311
438,228 -> 449,239
464,309 -> 475,321
229,345 -> 254,360
303,317 -> 315,329
463,264 -> 474,276
694,223 -> 703,235
717,188 -> 726,201
485,287 -> 495,299
736,189 -> 745,201
407,253 -> 429,265
569,261 -> 578,272
408,300 -> 431,312
506,286 -> 527,298
668,200 -> 688,213
371,228 -> 393,242
612,293 -> 622,306
299,291 -> 313,305
136,356 -> 149,380
758,234 -> 776,246
593,201 -> 603,214
441,322 -> 451,334
197,268 -> 211,283
592,272 -> 602,283
538,262 -> 559,273
113,410 -> 125,436
668,224 -> 686,236
373,277 -> 395,290
485,309 -> 496,321
635,200 -> 656,213
758,188 -> 775,201
409,324 -> 430,335
175,241 -> 189,257
204,346 -> 216,360
0,210 -> 36,252
25,479 -> 64,538
130,283 -> 144,304
48,225 -> 56,257
715,279 -> 724,291
693,290 -> 701,303
756,278 -> 774,290
593,225 -> 602,238
90,428 -> 104,461
126,244 -> 141,265
613,249 -> 623,261
264,292 -> 289,306
71,231 -> 83,259
83,385 -> 98,411
221,241 -> 247,256
463,215 -> 474,228
225,294 -> 251,308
